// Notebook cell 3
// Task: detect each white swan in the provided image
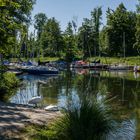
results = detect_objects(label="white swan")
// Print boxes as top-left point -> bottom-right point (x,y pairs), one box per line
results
28,96 -> 42,106
44,105 -> 59,111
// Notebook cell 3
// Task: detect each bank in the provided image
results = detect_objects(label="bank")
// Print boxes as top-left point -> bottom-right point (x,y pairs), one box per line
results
0,101 -> 61,139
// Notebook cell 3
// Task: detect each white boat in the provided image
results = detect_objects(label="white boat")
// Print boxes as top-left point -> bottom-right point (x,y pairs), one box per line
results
109,64 -> 131,70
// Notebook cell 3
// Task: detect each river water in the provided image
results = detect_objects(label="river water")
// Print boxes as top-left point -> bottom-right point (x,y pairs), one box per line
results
10,69 -> 140,139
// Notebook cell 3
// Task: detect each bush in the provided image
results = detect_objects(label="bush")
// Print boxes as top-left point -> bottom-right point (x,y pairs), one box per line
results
0,72 -> 19,101
46,98 -> 115,140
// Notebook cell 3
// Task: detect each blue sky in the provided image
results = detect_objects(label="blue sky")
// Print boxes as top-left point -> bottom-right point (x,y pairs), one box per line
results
31,0 -> 138,32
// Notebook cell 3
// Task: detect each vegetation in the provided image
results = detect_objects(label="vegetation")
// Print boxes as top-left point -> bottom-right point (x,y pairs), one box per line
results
0,72 -> 19,101
0,1 -> 140,62
24,98 -> 116,140
0,0 -> 36,58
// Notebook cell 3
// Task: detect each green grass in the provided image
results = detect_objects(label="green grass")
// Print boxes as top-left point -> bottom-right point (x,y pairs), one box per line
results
10,56 -> 140,65
46,98 -> 115,140
23,98 -> 116,140
89,56 -> 140,65
10,57 -> 59,62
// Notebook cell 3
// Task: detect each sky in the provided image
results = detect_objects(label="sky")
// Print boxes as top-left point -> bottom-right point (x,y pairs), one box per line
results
30,0 -> 138,32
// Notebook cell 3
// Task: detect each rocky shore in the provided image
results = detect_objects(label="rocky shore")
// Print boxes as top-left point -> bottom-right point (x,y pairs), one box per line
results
0,101 -> 61,139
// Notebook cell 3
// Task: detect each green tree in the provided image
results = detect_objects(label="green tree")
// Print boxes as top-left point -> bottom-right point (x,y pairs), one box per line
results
0,0 -> 36,58
105,3 -> 137,56
78,18 -> 92,59
34,13 -> 47,39
40,17 -> 64,57
91,7 -> 102,56
134,0 -> 140,55
64,22 -> 77,62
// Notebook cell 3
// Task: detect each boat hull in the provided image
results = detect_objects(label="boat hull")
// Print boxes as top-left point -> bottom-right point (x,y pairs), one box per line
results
22,68 -> 59,75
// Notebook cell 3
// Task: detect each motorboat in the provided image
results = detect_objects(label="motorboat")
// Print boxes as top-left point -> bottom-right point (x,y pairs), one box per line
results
109,64 -> 131,71
21,66 -> 59,75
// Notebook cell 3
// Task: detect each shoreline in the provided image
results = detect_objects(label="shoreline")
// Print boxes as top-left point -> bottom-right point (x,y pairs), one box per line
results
0,101 -> 61,139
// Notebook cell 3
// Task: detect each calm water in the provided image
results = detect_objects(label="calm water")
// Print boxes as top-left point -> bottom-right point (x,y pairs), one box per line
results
10,70 -> 140,139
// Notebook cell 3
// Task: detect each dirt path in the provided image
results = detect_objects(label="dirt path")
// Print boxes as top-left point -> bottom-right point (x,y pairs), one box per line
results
0,101 -> 61,139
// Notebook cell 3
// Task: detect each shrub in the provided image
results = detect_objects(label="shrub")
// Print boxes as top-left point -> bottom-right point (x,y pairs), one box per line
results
0,72 -> 19,101
47,98 -> 115,140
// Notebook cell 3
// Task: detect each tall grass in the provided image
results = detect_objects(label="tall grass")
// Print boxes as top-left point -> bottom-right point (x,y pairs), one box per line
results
47,98 -> 115,140
24,97 -> 136,140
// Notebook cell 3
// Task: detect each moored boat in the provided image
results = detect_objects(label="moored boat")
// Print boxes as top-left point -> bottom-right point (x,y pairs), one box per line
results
21,66 -> 59,75
109,64 -> 131,71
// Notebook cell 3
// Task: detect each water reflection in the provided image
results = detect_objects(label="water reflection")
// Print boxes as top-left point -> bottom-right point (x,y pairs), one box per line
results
10,74 -> 59,105
9,70 -> 140,138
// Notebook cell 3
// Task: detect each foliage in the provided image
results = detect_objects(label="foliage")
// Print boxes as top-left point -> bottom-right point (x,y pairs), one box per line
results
78,7 -> 102,58
0,72 -> 19,101
134,0 -> 140,55
90,56 -> 140,65
40,17 -> 64,57
0,0 -> 36,56
63,22 -> 78,62
34,13 -> 47,39
46,98 -> 115,140
103,3 -> 137,56
90,7 -> 102,56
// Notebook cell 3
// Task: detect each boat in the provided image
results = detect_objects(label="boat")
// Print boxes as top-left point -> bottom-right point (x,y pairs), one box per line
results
109,64 -> 131,71
21,66 -> 59,75
7,70 -> 23,76
71,60 -> 107,69
70,60 -> 88,68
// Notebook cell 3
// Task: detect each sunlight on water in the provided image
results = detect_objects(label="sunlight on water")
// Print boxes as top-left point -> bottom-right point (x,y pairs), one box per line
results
9,70 -> 140,139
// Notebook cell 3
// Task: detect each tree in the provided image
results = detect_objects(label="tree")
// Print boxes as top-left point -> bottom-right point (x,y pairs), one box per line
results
105,3 -> 137,56
91,7 -> 102,56
64,22 -> 76,62
134,0 -> 140,55
34,13 -> 47,39
77,7 -> 102,58
0,0 -> 36,57
78,18 -> 92,59
40,17 -> 64,57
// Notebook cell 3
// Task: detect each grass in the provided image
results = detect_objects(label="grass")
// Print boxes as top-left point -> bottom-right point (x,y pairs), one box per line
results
42,98 -> 115,140
10,56 -> 140,65
89,56 -> 140,65
10,57 -> 59,62
23,96 -> 137,140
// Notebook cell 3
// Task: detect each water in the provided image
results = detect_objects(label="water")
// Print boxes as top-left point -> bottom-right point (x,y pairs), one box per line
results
9,70 -> 140,139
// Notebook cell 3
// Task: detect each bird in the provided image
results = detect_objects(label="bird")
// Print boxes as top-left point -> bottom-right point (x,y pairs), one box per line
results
44,104 -> 59,111
28,96 -> 42,107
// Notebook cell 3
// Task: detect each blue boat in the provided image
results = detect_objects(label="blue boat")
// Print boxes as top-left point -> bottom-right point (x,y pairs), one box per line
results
22,66 -> 59,75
